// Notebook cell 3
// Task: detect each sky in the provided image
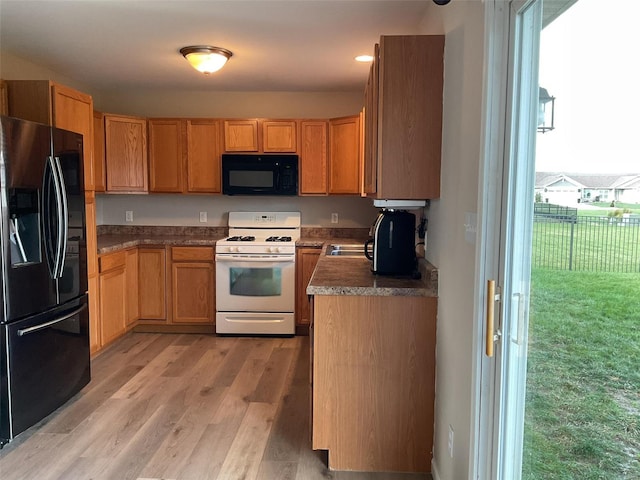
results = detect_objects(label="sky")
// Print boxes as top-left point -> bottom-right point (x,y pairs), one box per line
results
536,0 -> 640,174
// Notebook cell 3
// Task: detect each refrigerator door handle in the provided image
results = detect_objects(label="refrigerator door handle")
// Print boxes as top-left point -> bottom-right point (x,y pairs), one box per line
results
47,156 -> 65,279
53,156 -> 68,279
17,303 -> 87,337
42,157 -> 59,277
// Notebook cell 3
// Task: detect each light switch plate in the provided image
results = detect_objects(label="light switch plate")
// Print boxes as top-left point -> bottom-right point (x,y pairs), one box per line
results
199,211 -> 207,223
125,210 -> 133,222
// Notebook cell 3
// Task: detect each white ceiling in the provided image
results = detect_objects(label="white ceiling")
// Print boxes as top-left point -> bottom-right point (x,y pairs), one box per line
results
0,0 -> 434,92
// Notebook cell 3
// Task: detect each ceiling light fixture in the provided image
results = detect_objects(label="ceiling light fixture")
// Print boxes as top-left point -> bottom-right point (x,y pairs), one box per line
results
180,45 -> 233,74
355,55 -> 374,62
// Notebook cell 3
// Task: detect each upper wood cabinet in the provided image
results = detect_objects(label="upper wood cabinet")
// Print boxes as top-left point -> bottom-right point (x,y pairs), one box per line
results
224,118 -> 298,153
148,118 -> 185,193
0,80 -> 8,116
93,111 -> 107,192
147,118 -> 223,194
364,35 -> 444,200
224,119 -> 259,152
262,120 -> 297,152
329,114 -> 361,195
5,80 -> 95,191
104,114 -> 148,193
299,120 -> 328,195
187,119 -> 223,193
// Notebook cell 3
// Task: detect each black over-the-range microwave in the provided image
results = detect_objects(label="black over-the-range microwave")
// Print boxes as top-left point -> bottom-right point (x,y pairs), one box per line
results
222,154 -> 298,196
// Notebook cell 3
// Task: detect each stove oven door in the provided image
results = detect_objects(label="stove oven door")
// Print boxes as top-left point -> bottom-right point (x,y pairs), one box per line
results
215,254 -> 296,334
215,254 -> 295,313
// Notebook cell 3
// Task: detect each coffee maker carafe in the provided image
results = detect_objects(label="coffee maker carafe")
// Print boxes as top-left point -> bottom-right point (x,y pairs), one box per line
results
365,209 -> 417,275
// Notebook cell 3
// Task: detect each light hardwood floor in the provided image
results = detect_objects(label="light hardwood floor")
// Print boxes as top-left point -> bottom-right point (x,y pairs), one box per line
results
0,333 -> 433,480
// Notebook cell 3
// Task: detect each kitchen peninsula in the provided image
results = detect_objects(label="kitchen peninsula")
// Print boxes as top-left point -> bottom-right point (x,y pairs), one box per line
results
307,247 -> 438,473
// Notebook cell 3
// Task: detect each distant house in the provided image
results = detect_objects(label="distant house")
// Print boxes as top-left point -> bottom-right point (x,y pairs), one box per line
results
535,172 -> 640,206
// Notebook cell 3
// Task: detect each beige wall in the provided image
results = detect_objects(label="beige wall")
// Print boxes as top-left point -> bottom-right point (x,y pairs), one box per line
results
2,50 -> 373,228
420,2 -> 486,480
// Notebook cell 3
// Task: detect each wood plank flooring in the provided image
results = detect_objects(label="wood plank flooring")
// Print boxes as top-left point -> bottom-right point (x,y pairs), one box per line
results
0,333 -> 432,480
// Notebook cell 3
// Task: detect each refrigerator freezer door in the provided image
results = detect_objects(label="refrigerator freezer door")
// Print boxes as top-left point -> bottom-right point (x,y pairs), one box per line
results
0,295 -> 90,444
0,117 -> 58,322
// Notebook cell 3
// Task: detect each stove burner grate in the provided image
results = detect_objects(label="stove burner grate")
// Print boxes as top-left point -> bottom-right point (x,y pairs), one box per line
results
227,235 -> 256,242
266,236 -> 292,242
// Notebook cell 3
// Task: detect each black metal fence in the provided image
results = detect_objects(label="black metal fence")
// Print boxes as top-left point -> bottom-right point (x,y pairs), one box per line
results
532,212 -> 640,272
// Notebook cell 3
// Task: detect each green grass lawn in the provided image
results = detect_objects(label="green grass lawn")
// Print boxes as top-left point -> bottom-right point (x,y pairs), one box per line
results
579,202 -> 640,217
523,268 -> 640,479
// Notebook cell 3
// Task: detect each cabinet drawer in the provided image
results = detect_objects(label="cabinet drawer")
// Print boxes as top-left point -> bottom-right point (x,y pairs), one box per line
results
171,246 -> 214,262
99,251 -> 127,272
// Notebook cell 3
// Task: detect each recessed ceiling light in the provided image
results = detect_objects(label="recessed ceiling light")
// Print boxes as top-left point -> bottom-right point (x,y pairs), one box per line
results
355,55 -> 374,62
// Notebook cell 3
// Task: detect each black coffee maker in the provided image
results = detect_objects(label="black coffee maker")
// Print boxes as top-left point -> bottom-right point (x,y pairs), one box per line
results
365,209 -> 417,275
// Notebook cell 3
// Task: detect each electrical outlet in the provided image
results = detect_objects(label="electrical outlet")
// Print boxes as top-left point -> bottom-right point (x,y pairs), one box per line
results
331,213 -> 339,224
125,210 -> 133,222
199,211 -> 207,223
448,424 -> 454,458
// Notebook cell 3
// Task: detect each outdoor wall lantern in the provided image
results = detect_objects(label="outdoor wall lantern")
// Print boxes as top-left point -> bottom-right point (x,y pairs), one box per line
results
538,87 -> 556,133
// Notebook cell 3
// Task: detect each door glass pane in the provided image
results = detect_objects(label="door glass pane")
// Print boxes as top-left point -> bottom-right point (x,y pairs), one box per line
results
8,188 -> 41,266
229,267 -> 282,296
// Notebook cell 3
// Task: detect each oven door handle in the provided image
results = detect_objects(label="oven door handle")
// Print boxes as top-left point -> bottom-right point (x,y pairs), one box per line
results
215,254 -> 295,263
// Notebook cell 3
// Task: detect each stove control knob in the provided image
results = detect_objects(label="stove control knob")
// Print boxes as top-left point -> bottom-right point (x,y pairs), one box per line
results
229,246 -> 237,253
236,246 -> 243,253
270,246 -> 281,253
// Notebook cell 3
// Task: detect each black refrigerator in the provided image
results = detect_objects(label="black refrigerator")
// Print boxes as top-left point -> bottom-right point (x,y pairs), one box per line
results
0,116 -> 90,447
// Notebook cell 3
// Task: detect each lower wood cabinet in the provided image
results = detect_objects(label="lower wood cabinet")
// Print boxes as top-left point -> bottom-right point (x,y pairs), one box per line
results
295,247 -> 321,333
312,294 -> 437,473
125,248 -> 139,326
170,247 -> 215,324
88,274 -> 101,354
98,251 -> 127,347
138,247 -> 167,321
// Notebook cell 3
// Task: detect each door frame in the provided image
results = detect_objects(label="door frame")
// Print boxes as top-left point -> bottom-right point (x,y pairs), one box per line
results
471,0 -> 540,478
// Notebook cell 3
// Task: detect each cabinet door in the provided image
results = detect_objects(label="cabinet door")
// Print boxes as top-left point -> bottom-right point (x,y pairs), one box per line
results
299,121 -> 328,195
138,248 -> 166,320
51,83 -> 95,192
263,120 -> 297,152
99,266 -> 126,346
329,115 -> 361,194
93,111 -> 107,192
296,248 -> 321,327
172,262 -> 214,323
104,114 -> 148,192
363,43 -> 379,195
187,119 -> 222,193
376,35 -> 444,199
85,193 -> 98,278
148,119 -> 185,193
126,249 -> 139,326
0,80 -> 8,116
224,119 -> 259,152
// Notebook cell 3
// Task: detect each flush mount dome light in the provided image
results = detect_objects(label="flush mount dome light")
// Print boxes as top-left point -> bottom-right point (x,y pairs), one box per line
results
180,45 -> 233,74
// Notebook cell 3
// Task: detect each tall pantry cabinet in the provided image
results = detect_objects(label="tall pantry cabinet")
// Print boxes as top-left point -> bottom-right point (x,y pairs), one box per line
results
5,80 -> 101,353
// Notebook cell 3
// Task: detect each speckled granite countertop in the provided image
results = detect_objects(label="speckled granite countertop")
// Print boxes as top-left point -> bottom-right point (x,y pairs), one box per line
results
307,244 -> 438,297
97,226 -> 369,255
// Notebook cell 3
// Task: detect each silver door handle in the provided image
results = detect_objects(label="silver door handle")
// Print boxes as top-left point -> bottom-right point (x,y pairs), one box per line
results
53,156 -> 68,279
17,303 -> 87,336
215,255 -> 295,263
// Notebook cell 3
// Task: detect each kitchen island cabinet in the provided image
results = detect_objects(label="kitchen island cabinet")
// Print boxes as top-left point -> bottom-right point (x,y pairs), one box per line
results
308,251 -> 437,473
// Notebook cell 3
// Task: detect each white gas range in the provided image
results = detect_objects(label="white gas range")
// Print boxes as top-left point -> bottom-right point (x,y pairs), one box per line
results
215,212 -> 300,335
